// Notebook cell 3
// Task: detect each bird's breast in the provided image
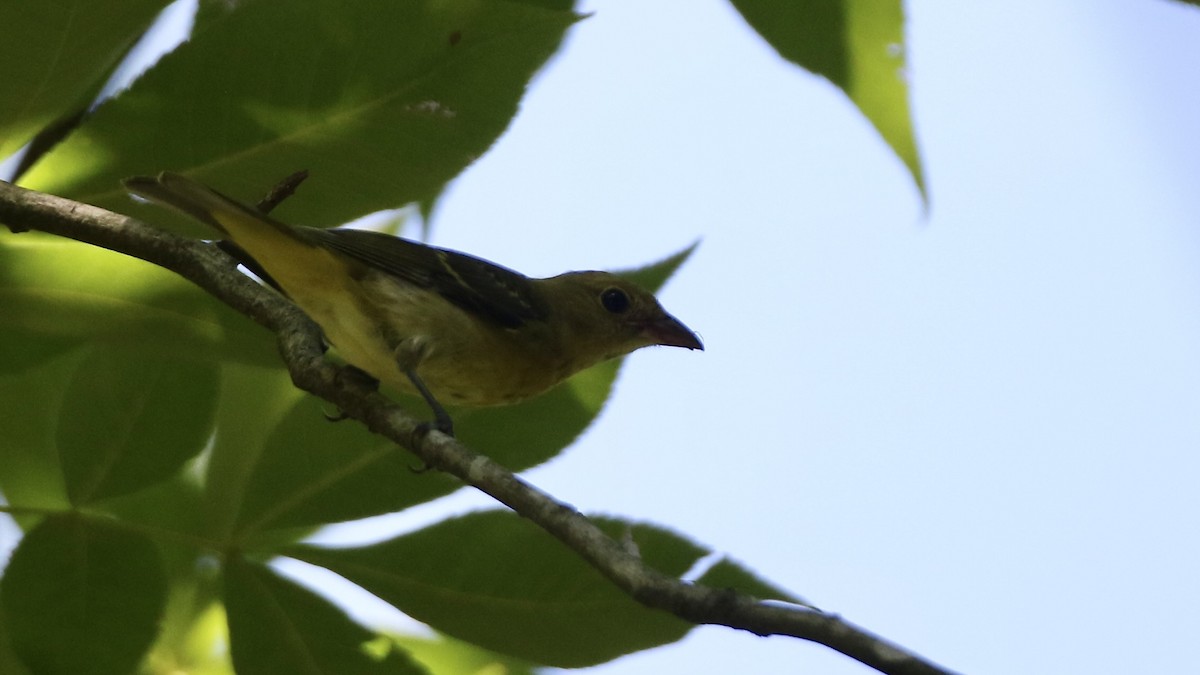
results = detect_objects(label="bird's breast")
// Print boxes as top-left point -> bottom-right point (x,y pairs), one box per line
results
301,273 -> 569,407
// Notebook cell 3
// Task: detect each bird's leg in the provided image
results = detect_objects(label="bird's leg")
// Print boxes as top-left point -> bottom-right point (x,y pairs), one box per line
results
403,367 -> 454,438
393,336 -> 455,438
404,368 -> 452,474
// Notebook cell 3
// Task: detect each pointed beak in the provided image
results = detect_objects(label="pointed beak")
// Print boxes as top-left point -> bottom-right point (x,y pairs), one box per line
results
643,312 -> 704,351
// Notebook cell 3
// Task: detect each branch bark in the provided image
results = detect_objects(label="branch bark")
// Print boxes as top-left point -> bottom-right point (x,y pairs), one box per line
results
0,179 -> 961,675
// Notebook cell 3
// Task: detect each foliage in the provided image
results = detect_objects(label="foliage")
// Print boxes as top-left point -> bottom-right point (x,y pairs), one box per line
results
728,0 -> 924,198
0,0 -> 913,672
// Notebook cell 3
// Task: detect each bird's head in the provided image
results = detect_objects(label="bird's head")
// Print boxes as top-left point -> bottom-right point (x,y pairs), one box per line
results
542,271 -> 703,367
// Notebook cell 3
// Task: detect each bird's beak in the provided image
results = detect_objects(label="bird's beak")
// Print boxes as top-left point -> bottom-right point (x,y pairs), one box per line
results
643,312 -> 704,351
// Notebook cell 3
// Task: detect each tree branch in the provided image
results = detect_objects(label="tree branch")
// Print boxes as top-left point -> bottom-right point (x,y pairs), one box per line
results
0,179 -> 960,675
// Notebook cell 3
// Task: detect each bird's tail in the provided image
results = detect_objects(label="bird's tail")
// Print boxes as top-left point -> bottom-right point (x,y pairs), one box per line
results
124,172 -> 345,304
125,172 -> 248,234
125,170 -> 307,241
124,170 -> 312,258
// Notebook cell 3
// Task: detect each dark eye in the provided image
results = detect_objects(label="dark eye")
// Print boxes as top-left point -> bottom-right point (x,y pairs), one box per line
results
600,287 -> 630,314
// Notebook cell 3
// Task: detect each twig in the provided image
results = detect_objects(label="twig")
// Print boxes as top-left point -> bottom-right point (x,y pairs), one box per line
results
0,179 -> 961,675
255,169 -> 309,214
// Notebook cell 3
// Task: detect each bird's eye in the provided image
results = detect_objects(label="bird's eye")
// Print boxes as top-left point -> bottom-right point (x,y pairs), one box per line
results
600,287 -> 630,314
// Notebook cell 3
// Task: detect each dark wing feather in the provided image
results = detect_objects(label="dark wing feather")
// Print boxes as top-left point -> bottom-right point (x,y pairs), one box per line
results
307,228 -> 548,329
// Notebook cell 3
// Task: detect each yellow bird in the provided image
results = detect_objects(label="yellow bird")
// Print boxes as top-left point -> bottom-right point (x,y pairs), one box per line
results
125,172 -> 702,434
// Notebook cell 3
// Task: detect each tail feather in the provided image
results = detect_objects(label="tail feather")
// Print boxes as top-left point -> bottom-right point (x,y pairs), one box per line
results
125,172 -> 253,234
125,172 -> 304,244
125,172 -> 339,302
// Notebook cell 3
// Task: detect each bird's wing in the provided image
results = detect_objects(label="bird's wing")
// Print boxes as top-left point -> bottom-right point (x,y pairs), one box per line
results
309,228 -> 549,329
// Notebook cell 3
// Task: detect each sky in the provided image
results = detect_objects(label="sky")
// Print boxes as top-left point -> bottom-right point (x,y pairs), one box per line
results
9,1 -> 1200,674
313,1 -> 1198,673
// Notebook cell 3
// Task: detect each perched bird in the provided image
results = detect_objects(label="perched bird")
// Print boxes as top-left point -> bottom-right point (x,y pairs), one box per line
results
125,172 -> 702,434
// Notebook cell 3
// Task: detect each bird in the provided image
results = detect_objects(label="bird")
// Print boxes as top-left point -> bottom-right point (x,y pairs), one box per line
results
125,172 -> 702,434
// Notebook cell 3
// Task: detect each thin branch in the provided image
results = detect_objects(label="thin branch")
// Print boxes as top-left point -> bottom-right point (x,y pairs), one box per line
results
0,180 -> 961,675
255,169 -> 310,214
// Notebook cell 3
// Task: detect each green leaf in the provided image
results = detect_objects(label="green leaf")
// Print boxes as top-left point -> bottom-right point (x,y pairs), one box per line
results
0,607 -> 34,675
57,344 -> 218,504
143,600 -> 231,675
227,362 -> 616,536
100,476 -> 231,673
202,361 -> 307,540
22,0 -> 579,235
98,477 -> 244,673
102,472 -> 213,571
695,557 -> 809,607
393,633 -> 536,675
0,322 -> 78,379
0,0 -> 169,160
0,234 -> 280,372
728,0 -> 925,199
0,595 -> 34,672
231,394 -> 460,537
0,514 -> 167,675
227,363 -> 614,537
0,350 -> 80,516
223,556 -> 426,675
615,240 -> 699,293
288,511 -> 701,668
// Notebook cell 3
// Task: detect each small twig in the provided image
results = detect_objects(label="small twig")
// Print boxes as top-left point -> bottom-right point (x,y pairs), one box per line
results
255,169 -> 309,214
0,180 -> 960,675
